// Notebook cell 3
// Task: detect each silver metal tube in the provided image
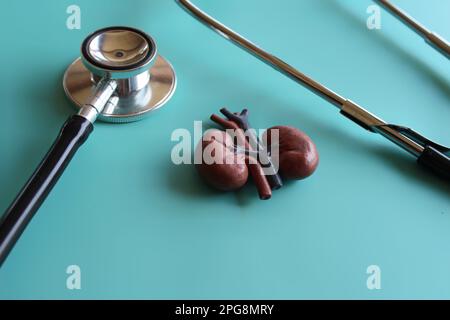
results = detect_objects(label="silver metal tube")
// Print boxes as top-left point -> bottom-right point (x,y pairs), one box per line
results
375,0 -> 450,59
176,0 -> 425,157
92,71 -> 150,96
341,100 -> 423,156
176,0 -> 345,108
78,78 -> 117,123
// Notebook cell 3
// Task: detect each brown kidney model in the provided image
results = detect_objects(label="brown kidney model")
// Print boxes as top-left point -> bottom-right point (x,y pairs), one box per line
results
196,125 -> 319,195
196,129 -> 249,191
264,126 -> 319,180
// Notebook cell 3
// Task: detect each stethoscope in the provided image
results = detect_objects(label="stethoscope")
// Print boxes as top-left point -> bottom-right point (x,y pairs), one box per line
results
176,0 -> 449,176
0,2 -> 449,267
0,26 -> 176,266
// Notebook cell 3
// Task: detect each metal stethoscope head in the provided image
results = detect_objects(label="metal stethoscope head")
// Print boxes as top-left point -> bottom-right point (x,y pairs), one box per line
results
0,26 -> 177,266
64,26 -> 176,123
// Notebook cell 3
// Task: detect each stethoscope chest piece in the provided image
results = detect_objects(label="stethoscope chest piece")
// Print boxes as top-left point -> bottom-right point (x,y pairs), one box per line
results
0,26 -> 178,266
63,26 -> 177,123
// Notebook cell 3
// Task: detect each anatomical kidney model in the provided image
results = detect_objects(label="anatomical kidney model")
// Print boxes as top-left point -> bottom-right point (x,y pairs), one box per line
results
196,108 -> 319,200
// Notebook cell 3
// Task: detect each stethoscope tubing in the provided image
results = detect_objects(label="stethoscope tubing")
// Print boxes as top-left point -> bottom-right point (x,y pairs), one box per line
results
0,25 -> 176,267
375,0 -> 450,59
0,1 -> 448,269
0,115 -> 94,266
0,79 -> 117,267
176,0 -> 450,179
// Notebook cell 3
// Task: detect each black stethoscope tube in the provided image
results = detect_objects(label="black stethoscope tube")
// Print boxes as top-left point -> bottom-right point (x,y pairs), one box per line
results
0,73 -> 118,267
0,116 -> 93,266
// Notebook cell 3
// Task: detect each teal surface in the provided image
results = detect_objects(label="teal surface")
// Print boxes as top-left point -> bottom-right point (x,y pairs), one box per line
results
0,0 -> 449,299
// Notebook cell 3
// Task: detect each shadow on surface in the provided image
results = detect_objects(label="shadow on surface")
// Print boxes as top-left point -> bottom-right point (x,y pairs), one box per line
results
373,146 -> 450,199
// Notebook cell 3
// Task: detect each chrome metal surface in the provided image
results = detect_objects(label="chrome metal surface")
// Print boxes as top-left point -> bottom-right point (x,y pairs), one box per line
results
342,100 -> 423,156
375,0 -> 450,59
87,30 -> 150,67
81,27 -> 158,79
84,79 -> 118,114
63,55 -> 177,123
77,79 -> 117,123
92,71 -> 150,95
176,0 -> 427,157
78,105 -> 99,123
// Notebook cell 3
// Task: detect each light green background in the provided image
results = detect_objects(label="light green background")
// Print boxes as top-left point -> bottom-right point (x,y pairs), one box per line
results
0,0 -> 449,299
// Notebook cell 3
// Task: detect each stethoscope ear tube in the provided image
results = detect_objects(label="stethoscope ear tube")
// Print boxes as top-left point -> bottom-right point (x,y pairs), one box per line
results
177,0 -> 450,182
341,101 -> 450,180
375,0 -> 450,59
0,115 -> 94,266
